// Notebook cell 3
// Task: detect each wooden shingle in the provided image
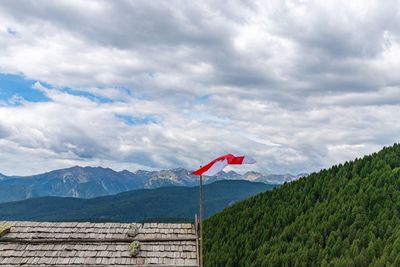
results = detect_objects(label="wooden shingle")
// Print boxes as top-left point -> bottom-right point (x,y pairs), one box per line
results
0,221 -> 198,266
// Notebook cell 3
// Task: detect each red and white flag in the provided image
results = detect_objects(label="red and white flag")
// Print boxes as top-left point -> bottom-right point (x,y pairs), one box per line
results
192,154 -> 256,176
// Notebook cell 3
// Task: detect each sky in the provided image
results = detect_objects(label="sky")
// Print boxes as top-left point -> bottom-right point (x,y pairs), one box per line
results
0,0 -> 400,176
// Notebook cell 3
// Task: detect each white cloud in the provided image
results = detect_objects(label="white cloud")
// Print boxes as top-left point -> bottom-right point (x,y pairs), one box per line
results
0,0 -> 399,176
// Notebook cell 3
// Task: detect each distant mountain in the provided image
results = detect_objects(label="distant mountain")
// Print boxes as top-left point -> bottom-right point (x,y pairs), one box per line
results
242,171 -> 307,184
0,166 -> 147,203
144,168 -> 306,187
0,166 -> 305,203
0,180 -> 277,222
143,168 -> 259,187
144,168 -> 194,188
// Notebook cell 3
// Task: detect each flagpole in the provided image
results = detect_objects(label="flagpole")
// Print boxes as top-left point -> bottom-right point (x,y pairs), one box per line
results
193,154 -> 255,267
199,172 -> 203,267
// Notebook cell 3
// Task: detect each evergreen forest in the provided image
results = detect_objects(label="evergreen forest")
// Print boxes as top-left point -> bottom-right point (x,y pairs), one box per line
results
204,144 -> 400,266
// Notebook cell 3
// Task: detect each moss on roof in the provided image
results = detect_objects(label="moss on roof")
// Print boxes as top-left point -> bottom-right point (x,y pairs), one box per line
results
0,223 -> 11,237
127,224 -> 139,237
129,241 -> 140,257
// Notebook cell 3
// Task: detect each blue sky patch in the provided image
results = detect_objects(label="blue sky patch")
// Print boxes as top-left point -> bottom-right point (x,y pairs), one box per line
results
0,73 -> 134,105
60,87 -> 115,103
194,94 -> 212,104
0,73 -> 49,102
116,114 -> 161,125
59,86 -> 134,103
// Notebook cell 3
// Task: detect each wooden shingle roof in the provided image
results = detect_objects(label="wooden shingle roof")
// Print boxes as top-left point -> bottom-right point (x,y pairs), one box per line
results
0,221 -> 198,266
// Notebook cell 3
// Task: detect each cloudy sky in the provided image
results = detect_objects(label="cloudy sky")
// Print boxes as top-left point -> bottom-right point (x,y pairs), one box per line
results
0,0 -> 399,176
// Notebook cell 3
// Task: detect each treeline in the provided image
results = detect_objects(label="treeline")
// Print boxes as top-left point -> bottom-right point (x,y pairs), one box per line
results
204,143 -> 400,266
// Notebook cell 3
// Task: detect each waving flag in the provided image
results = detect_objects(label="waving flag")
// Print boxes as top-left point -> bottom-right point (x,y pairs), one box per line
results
192,154 -> 256,176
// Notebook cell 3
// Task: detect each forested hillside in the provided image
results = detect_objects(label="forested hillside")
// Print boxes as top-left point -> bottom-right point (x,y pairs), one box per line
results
204,144 -> 400,266
0,180 -> 275,222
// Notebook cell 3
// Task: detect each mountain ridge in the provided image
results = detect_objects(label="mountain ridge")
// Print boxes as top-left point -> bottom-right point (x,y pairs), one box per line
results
0,180 -> 277,222
0,166 -> 305,203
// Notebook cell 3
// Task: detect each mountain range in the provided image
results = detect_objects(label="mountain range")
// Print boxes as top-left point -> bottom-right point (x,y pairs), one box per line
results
0,166 -> 304,203
0,180 -> 276,222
